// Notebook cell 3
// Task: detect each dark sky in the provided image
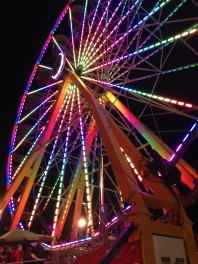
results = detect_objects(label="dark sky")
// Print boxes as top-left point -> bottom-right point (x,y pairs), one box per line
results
1,1 -> 198,232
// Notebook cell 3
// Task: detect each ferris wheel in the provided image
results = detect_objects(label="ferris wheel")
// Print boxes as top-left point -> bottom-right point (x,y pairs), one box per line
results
1,0 -> 198,250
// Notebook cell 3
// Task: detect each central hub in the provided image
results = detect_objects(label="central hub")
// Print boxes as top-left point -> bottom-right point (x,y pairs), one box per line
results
75,64 -> 84,76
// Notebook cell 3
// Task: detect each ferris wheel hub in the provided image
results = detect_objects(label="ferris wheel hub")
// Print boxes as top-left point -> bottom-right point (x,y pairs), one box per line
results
75,64 -> 84,76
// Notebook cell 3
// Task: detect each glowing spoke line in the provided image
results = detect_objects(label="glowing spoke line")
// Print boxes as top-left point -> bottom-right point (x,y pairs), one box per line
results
58,113 -> 96,235
42,174 -> 60,212
83,0 -> 171,70
59,164 -> 82,230
42,110 -> 87,214
108,0 -> 187,80
77,0 -> 89,64
52,36 -> 63,53
69,7 -> 77,68
28,80 -> 62,94
52,36 -> 74,71
90,125 -> 98,195
42,113 -> 89,215
81,0 -> 112,62
120,148 -> 143,182
77,89 -> 93,232
22,107 -> 91,222
84,0 -> 142,68
83,0 -> 143,67
117,63 -> 198,87
28,88 -> 73,229
52,88 -> 76,236
20,90 -> 58,123
14,104 -> 54,152
83,25 -> 198,74
12,127 -> 45,181
27,102 -> 89,229
108,0 -> 141,80
8,128 -> 44,217
110,46 -> 176,84
81,0 -> 101,60
42,122 -> 86,214
138,0 -> 187,51
58,113 -> 94,232
108,0 -> 143,78
38,65 -> 52,70
82,0 -> 126,64
49,115 -> 91,230
169,121 -> 198,162
111,26 -> 198,83
82,76 -> 194,110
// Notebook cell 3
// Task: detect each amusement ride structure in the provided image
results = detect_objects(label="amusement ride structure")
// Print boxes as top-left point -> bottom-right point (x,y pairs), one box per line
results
0,0 -> 198,263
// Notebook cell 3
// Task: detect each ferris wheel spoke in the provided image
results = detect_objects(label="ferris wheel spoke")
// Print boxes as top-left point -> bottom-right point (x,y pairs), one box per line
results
82,0 -> 112,64
83,23 -> 197,77
68,8 -> 77,68
108,0 -> 188,80
77,0 -> 89,65
83,0 -> 128,65
84,0 -> 173,71
81,0 -> 102,61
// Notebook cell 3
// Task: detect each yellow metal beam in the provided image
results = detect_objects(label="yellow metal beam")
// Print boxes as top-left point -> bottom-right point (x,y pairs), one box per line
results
70,71 -> 141,202
0,76 -> 71,228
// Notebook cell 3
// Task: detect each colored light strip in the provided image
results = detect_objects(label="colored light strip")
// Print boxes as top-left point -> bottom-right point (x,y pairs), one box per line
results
52,53 -> 66,80
77,0 -> 89,64
77,89 -> 93,231
115,63 -> 198,86
169,121 -> 198,162
80,0 -> 101,61
108,0 -> 187,81
46,203 -> 132,251
120,147 -> 143,182
9,127 -> 45,216
83,0 -> 171,71
108,0 -> 143,80
28,88 -> 73,229
7,0 -> 74,221
53,36 -> 74,72
69,7 -> 77,68
28,80 -> 63,95
19,91 -> 58,124
83,0 -> 141,69
81,0 -> 112,63
82,0 -> 126,65
82,76 -> 194,110
52,89 -> 75,236
38,65 -> 52,70
83,25 -> 197,74
57,87 -> 79,234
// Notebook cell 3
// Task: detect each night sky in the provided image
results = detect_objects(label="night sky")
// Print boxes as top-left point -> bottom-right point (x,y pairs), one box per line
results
1,1 -> 198,235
